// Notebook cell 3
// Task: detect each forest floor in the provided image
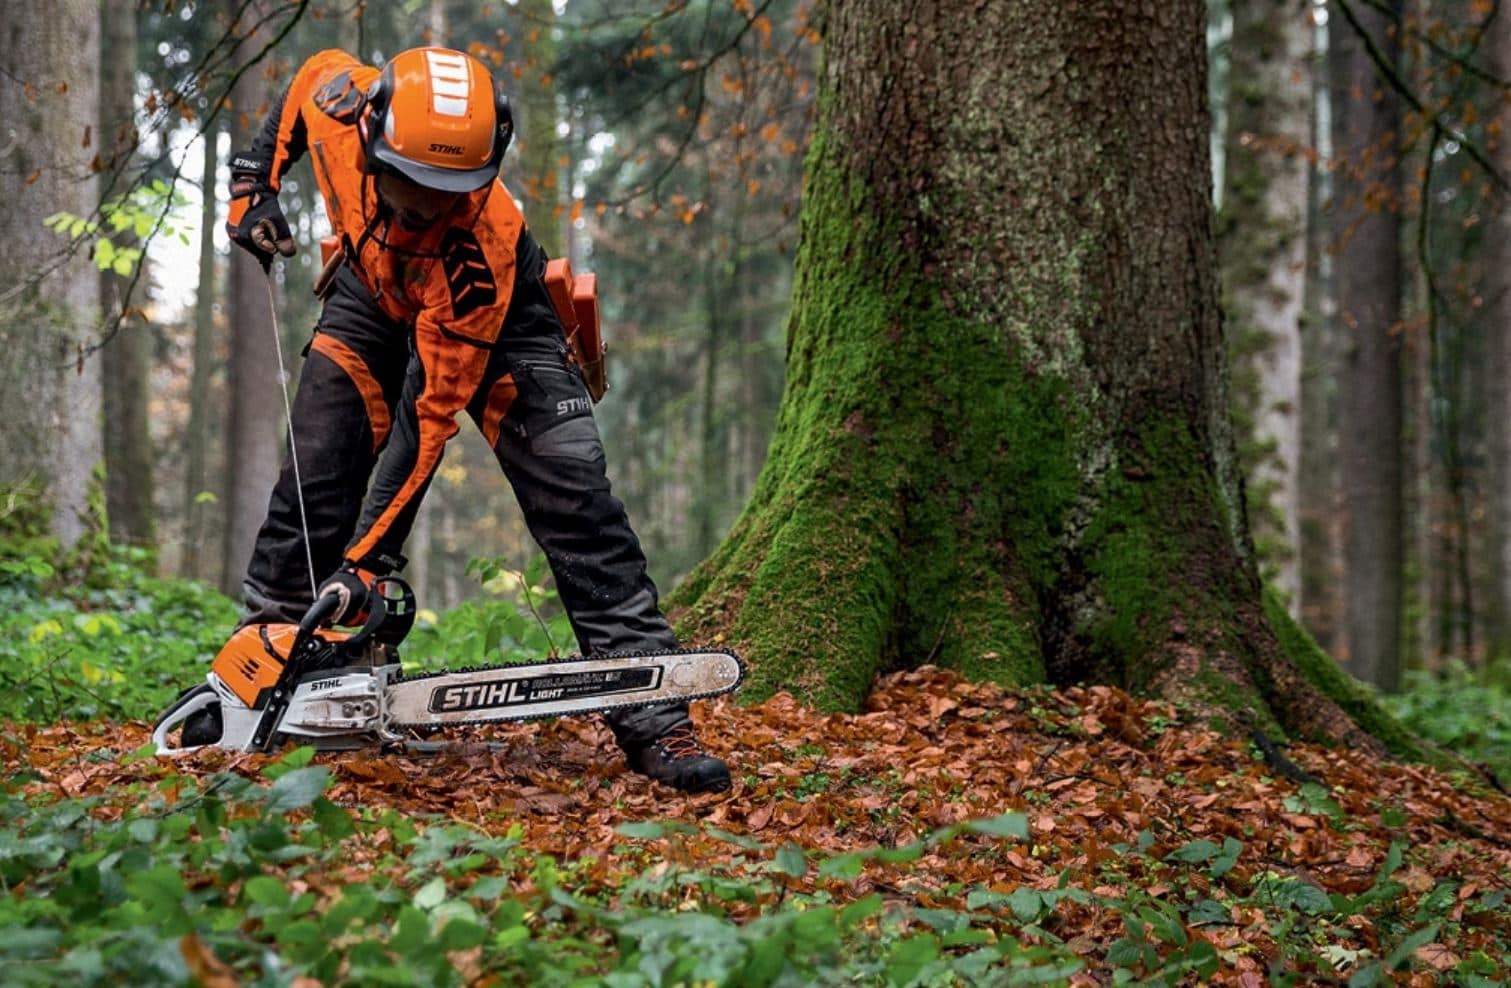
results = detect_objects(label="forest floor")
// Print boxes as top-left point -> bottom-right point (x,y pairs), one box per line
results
5,668 -> 1510,986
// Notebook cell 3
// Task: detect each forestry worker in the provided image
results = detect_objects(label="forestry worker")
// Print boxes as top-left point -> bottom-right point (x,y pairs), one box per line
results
185,46 -> 729,793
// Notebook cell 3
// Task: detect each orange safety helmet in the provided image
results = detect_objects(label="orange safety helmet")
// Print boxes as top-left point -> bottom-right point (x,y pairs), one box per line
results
360,47 -> 513,193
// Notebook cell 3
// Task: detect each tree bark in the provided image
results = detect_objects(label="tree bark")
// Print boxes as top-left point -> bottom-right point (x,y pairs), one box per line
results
219,8 -> 283,597
184,122 -> 223,582
0,0 -> 103,550
1485,2 -> 1511,663
1218,0 -> 1311,608
99,0 -> 156,551
1298,9 -> 1341,653
516,0 -> 565,259
672,0 -> 1413,754
1329,0 -> 1405,690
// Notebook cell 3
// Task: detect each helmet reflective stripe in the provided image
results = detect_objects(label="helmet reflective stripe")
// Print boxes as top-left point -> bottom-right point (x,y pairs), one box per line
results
426,50 -> 471,117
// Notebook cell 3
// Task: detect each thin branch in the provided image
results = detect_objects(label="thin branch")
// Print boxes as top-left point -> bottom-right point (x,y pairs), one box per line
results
1358,0 -> 1511,91
1333,0 -> 1510,193
78,0 -> 313,362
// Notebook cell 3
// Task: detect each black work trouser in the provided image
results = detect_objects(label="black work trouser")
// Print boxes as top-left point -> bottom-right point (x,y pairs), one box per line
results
241,266 -> 688,747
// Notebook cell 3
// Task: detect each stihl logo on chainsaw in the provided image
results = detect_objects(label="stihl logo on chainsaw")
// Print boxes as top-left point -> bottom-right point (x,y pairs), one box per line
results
428,666 -> 663,713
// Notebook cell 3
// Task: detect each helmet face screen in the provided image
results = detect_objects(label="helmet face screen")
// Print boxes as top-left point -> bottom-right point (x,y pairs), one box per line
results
375,169 -> 463,230
369,47 -> 501,193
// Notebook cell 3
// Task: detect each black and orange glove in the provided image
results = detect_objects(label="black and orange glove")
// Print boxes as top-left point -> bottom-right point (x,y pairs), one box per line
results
225,149 -> 295,266
317,563 -> 378,627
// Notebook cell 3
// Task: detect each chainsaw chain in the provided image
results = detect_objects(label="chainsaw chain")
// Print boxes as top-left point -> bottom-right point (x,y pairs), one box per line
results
385,646 -> 746,732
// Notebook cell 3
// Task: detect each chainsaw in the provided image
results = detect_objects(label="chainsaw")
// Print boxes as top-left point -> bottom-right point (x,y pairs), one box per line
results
153,575 -> 744,755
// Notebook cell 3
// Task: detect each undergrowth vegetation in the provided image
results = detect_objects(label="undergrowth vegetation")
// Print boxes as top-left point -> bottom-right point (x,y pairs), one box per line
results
4,738 -> 1505,987
0,550 -> 1506,985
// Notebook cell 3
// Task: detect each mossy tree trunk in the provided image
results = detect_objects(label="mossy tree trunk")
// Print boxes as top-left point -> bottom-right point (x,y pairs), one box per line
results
672,0 -> 1412,755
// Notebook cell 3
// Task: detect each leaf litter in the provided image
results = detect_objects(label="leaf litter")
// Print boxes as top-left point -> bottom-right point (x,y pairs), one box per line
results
4,666 -> 1508,985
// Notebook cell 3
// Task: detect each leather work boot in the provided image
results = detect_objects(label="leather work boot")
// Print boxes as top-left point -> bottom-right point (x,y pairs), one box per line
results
625,724 -> 732,793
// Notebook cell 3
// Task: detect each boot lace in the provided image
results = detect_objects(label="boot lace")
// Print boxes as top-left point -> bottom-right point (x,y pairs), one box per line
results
657,724 -> 706,761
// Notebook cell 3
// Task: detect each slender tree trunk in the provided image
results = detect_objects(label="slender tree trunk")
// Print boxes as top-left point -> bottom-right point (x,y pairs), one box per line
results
220,7 -> 283,597
1218,0 -> 1311,608
673,0 -> 1413,755
1330,0 -> 1405,690
1485,3 -> 1511,663
1299,9 -> 1341,651
696,228 -> 722,559
184,123 -> 223,581
0,0 -> 103,549
99,0 -> 156,552
335,0 -> 361,55
425,0 -> 449,45
517,0 -> 565,258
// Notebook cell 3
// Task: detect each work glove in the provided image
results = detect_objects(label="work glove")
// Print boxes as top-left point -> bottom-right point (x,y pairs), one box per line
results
225,149 -> 295,266
317,563 -> 378,627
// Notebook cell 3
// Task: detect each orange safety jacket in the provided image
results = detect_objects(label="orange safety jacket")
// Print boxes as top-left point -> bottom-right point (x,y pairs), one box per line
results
251,49 -> 525,572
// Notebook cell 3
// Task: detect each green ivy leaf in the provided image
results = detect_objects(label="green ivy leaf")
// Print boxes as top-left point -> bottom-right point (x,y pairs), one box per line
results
242,875 -> 290,909
263,765 -> 330,813
771,843 -> 807,878
968,812 -> 1029,840
1167,839 -> 1220,864
1385,924 -> 1440,971
884,932 -> 940,986
263,745 -> 316,780
413,875 -> 447,910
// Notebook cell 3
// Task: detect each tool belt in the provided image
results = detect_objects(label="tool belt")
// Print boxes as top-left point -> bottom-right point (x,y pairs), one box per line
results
543,258 -> 608,403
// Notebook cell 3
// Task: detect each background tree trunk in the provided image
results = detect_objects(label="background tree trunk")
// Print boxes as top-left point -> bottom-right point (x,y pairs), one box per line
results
219,9 -> 283,598
99,0 -> 156,552
1298,7 -> 1341,653
1218,0 -> 1311,609
1329,0 -> 1405,690
672,0 -> 1412,755
1485,0 -> 1511,663
184,121 -> 224,582
516,0 -> 565,258
0,0 -> 103,549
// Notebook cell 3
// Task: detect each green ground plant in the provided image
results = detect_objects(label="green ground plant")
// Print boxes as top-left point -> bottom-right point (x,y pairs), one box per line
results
0,545 -> 235,723
3,744 -> 1502,986
1381,660 -> 1511,783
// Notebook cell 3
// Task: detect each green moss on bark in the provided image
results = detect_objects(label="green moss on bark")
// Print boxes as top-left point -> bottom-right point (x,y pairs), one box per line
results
1262,587 -> 1426,760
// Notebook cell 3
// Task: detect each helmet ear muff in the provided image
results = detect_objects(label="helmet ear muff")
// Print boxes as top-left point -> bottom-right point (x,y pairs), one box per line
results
490,87 -> 513,170
360,66 -> 394,172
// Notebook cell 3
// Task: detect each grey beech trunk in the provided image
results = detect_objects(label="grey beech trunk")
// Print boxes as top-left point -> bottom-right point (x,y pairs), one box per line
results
672,0 -> 1414,755
1329,1 -> 1405,690
1218,0 -> 1311,609
219,11 -> 283,598
184,123 -> 223,582
0,0 -> 103,549
99,0 -> 156,551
